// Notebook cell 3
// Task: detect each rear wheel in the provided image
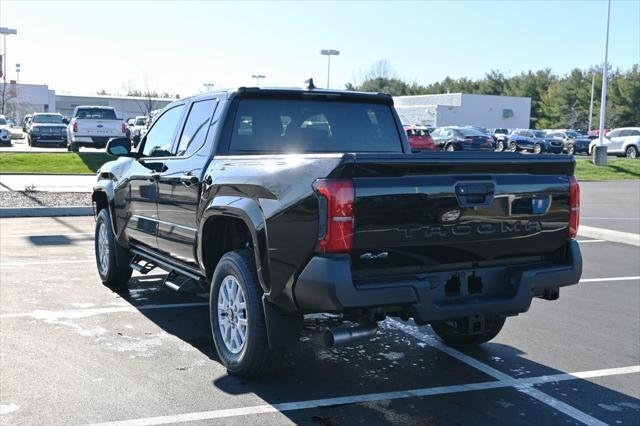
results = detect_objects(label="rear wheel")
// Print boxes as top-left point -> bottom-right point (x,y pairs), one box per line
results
95,209 -> 132,288
210,249 -> 284,377
445,144 -> 456,152
495,140 -> 504,152
431,316 -> 506,347
625,145 -> 638,159
566,143 -> 575,155
509,141 -> 517,152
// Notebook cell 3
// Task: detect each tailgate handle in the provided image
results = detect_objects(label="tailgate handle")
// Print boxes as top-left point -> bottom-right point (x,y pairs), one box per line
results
455,183 -> 495,207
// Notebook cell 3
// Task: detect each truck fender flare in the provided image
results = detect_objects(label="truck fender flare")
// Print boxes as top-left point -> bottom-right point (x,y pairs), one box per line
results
92,181 -> 131,268
92,182 -> 117,235
198,196 -> 270,292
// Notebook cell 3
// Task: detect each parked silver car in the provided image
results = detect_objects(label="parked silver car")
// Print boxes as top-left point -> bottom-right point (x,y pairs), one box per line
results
589,127 -> 640,159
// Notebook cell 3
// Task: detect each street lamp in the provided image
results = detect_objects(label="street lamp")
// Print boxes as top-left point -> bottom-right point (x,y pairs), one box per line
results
203,82 -> 215,92
251,74 -> 265,87
0,27 -> 18,115
593,0 -> 611,166
588,66 -> 599,132
320,49 -> 339,89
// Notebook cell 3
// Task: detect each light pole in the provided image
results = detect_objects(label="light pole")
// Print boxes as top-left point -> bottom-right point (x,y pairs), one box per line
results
203,82 -> 214,92
0,27 -> 18,115
593,0 -> 611,166
320,49 -> 339,88
588,66 -> 598,132
251,74 -> 265,87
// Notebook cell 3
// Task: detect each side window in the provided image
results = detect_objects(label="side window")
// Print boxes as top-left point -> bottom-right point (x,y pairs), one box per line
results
176,100 -> 217,157
617,130 -> 630,137
141,105 -> 185,158
628,130 -> 640,137
607,130 -> 620,138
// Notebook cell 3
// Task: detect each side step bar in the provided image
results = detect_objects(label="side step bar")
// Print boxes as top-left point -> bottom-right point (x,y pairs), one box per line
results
130,247 -> 208,292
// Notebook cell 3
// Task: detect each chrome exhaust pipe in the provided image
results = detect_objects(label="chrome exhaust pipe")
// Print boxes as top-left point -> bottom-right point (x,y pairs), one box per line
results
323,324 -> 378,347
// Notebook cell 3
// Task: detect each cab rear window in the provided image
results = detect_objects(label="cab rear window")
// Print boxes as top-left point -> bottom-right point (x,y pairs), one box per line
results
75,108 -> 117,120
229,99 -> 403,153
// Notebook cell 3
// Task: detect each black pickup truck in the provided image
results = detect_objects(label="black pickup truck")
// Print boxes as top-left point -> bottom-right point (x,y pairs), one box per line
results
92,84 -> 582,377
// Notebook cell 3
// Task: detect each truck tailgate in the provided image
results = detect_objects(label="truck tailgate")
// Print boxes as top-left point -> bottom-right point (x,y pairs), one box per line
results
77,119 -> 122,136
333,152 -> 576,272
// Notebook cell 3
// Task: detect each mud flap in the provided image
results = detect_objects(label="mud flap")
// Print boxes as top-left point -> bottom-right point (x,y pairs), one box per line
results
262,296 -> 303,349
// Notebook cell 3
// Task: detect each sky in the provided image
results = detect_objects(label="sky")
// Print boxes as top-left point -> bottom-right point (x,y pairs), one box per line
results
1,0 -> 638,98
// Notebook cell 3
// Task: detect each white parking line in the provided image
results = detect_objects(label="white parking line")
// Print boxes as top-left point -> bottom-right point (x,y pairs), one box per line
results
580,276 -> 639,283
388,319 -> 610,426
0,259 -> 94,267
0,302 -> 209,319
1,276 -> 637,320
576,239 -> 606,243
88,365 -> 639,426
0,232 -> 94,239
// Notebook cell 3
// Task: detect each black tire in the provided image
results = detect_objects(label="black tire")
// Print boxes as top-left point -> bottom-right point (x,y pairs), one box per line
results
68,142 -> 80,152
495,140 -> 504,152
27,135 -> 33,147
509,141 -> 517,152
625,145 -> 638,159
533,143 -> 542,154
431,316 -> 506,347
445,144 -> 456,152
210,249 -> 284,377
95,209 -> 132,288
566,143 -> 575,155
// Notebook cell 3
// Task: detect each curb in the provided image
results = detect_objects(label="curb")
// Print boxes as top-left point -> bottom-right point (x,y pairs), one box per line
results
0,206 -> 93,218
579,225 -> 640,247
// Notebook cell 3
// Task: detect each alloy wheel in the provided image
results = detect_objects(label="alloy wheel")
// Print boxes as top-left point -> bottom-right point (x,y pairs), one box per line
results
97,222 -> 110,276
217,275 -> 248,354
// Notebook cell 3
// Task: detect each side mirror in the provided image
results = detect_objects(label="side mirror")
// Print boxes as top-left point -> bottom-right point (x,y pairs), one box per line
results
106,137 -> 133,157
62,118 -> 69,125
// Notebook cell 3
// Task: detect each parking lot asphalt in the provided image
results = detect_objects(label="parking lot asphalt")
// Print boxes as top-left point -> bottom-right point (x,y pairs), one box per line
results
580,180 -> 640,234
0,215 -> 638,426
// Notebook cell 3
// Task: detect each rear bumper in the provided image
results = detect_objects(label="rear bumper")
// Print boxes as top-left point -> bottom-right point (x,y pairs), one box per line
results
293,240 -> 582,323
31,135 -> 67,143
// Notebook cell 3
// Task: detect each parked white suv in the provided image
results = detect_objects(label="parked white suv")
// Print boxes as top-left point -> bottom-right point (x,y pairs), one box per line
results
589,127 -> 640,159
67,106 -> 126,152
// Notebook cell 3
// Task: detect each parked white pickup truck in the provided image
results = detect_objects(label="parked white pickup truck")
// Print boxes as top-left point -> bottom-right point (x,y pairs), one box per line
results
67,106 -> 126,151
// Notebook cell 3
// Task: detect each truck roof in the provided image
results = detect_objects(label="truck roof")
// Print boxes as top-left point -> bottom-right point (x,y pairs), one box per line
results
176,85 -> 394,106
73,105 -> 116,110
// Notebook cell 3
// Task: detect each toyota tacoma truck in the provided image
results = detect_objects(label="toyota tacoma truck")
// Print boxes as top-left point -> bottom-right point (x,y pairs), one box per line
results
92,83 -> 582,377
67,106 -> 127,151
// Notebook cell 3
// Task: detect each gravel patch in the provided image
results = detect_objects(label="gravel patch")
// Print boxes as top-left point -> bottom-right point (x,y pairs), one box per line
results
0,191 -> 91,208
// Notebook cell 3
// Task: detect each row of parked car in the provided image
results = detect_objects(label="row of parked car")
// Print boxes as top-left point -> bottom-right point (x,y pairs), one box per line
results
403,125 -> 640,158
8,107 -> 161,151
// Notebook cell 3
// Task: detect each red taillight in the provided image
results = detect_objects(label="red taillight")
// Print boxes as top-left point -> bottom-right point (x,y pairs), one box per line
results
313,179 -> 354,253
569,176 -> 580,238
72,122 -> 78,133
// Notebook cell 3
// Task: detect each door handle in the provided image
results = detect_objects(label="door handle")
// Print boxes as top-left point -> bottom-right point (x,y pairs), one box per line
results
455,182 -> 495,208
180,174 -> 199,185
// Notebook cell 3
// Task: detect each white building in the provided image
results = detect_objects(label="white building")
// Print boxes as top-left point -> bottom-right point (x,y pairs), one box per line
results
394,93 -> 531,129
4,83 -> 173,123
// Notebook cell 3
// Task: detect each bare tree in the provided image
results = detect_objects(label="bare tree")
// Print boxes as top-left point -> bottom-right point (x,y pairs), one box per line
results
365,60 -> 397,80
0,81 -> 17,117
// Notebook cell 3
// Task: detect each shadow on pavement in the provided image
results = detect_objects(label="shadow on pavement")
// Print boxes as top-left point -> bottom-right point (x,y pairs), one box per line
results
113,274 -> 640,425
